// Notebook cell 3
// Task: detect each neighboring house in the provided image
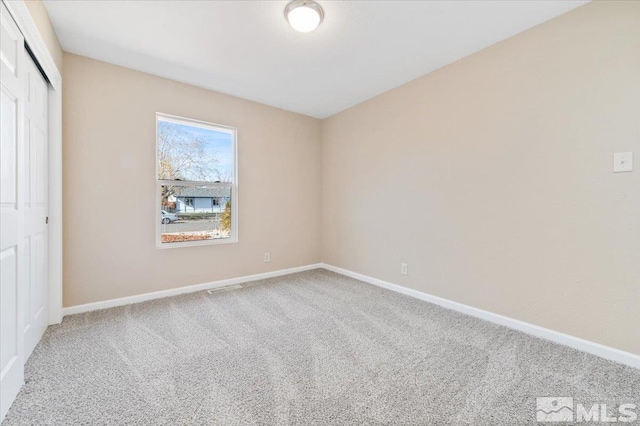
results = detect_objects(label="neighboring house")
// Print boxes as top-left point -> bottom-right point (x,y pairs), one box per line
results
174,186 -> 231,213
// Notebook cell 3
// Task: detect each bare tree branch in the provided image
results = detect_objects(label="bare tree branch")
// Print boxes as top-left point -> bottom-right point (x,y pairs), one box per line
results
157,121 -> 222,181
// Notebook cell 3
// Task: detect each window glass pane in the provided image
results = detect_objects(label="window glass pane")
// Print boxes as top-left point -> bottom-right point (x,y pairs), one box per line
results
157,117 -> 234,183
160,185 -> 232,244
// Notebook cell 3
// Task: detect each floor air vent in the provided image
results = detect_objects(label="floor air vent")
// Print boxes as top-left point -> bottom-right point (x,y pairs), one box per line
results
207,285 -> 243,294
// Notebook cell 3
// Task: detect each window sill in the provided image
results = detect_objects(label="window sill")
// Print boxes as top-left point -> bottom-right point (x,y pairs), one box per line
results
156,237 -> 238,249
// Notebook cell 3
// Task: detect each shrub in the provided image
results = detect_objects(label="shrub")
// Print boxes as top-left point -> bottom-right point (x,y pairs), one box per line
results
220,202 -> 231,232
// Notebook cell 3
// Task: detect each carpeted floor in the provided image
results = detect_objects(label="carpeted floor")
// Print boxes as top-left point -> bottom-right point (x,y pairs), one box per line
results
3,269 -> 639,425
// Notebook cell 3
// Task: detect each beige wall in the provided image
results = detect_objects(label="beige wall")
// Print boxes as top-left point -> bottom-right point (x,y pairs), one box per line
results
62,53 -> 322,307
24,0 -> 63,73
321,1 -> 640,355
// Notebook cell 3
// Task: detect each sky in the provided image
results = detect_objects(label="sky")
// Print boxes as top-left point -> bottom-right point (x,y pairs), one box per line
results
161,119 -> 234,181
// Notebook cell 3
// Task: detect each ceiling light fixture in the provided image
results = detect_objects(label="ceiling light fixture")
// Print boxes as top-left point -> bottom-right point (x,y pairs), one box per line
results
285,0 -> 324,33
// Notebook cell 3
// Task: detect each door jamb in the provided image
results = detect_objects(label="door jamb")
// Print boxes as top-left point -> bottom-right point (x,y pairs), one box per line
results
3,0 -> 63,324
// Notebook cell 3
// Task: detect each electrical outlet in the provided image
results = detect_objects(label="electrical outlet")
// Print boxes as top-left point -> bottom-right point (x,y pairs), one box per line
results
401,263 -> 408,275
264,252 -> 270,263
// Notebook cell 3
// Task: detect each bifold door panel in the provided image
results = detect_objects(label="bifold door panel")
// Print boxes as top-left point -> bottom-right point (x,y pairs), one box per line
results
0,2 -> 49,420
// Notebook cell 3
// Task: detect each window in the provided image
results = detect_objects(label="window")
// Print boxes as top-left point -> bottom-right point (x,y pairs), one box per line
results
156,114 -> 237,248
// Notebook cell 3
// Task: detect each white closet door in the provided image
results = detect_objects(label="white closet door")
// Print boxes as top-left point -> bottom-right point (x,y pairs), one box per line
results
1,1 -> 26,420
22,50 -> 48,359
1,3 -> 49,420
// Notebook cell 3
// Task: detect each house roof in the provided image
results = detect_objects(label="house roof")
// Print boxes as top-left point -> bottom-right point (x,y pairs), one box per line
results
173,186 -> 230,198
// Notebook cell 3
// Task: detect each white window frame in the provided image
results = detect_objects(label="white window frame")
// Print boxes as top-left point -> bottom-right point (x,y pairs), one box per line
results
155,113 -> 238,249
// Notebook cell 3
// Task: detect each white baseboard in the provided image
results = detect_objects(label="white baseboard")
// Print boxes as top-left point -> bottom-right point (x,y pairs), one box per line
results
63,263 -> 323,317
62,261 -> 639,369
320,263 -> 640,370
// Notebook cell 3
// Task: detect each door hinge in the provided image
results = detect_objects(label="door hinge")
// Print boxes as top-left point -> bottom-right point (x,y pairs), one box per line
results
46,216 -> 49,224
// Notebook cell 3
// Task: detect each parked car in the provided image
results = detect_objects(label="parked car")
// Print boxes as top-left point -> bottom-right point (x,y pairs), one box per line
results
161,210 -> 178,224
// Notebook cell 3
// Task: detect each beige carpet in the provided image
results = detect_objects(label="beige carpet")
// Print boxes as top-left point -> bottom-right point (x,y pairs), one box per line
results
3,269 -> 639,425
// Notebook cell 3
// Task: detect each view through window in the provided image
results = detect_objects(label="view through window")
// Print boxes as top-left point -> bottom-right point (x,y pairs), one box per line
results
156,114 -> 237,247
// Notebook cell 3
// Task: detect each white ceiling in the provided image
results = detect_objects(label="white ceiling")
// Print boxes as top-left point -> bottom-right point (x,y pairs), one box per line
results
44,0 -> 587,118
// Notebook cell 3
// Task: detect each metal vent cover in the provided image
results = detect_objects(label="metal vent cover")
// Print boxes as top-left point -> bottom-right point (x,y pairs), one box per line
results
206,284 -> 242,294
